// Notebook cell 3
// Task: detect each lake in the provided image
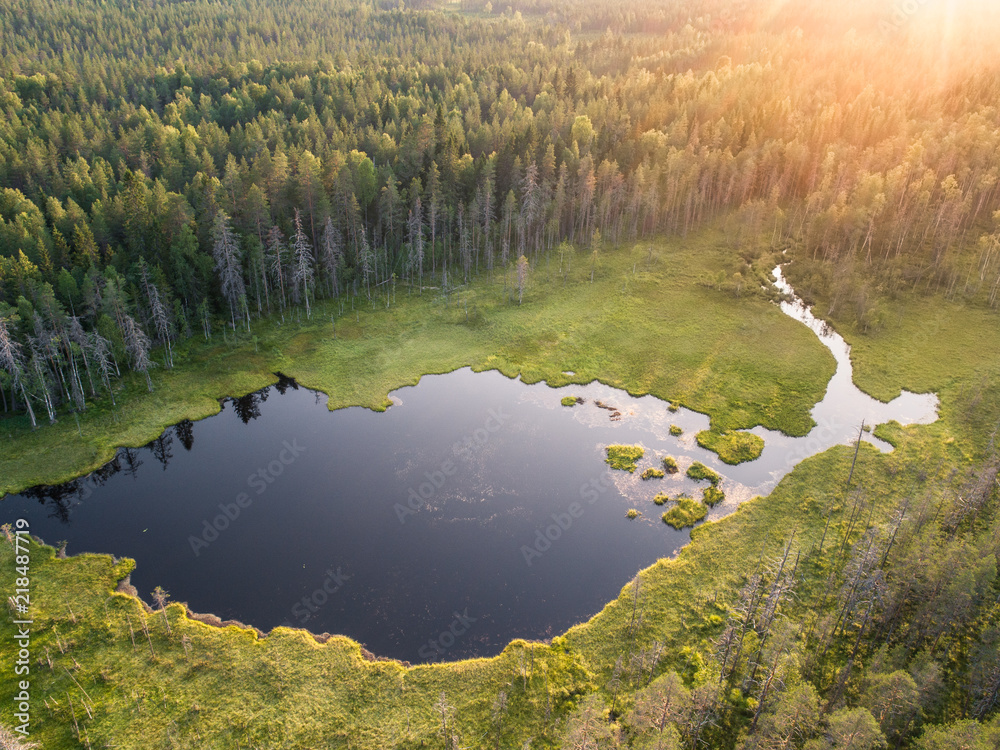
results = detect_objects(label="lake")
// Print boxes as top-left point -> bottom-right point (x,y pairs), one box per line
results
0,270 -> 939,663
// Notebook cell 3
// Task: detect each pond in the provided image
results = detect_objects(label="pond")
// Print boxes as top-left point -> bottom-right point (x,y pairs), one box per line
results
0,269 -> 939,663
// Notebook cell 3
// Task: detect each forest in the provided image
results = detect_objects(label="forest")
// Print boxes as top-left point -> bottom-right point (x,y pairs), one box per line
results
3,0 -> 1000,420
0,0 -> 999,748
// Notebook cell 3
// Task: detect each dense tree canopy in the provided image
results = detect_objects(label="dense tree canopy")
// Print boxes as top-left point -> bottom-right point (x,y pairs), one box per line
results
2,1 -> 1000,385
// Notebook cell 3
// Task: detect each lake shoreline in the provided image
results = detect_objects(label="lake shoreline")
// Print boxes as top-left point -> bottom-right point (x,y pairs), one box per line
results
1,233 -> 837,496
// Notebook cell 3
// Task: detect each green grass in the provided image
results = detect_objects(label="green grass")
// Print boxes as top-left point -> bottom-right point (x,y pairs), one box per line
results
626,509 -> 641,519
561,396 -> 581,406
669,424 -> 683,436
703,486 -> 726,506
606,444 -> 645,472
0,231 -> 836,495
653,492 -> 670,506
662,455 -> 679,473
641,467 -> 665,480
661,496 -> 709,529
695,430 -> 765,465
686,461 -> 721,485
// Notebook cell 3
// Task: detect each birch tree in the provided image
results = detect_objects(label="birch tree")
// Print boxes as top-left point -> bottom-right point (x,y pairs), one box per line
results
358,228 -> 374,300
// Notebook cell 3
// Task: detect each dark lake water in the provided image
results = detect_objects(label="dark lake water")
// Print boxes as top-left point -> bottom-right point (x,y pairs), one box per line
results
0,272 -> 939,663
1,370 -> 727,662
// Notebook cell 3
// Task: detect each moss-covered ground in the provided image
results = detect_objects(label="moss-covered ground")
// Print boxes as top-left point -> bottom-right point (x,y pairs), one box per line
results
695,430 -> 765,464
605,445 -> 646,473
661,496 -> 710,529
686,461 -> 721,486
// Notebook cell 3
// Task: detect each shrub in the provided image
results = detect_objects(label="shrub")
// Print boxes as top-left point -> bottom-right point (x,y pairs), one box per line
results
641,467 -> 665,480
653,492 -> 669,506
662,456 -> 679,474
626,509 -> 640,519
669,424 -> 683,436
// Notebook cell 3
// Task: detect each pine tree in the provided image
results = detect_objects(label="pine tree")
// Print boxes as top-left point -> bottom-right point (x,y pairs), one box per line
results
121,314 -> 155,392
0,316 -> 37,428
266,225 -> 289,317
139,261 -> 173,368
89,331 -> 117,406
320,217 -> 343,298
408,197 -> 425,293
211,211 -> 246,330
26,338 -> 56,424
290,209 -> 315,319
516,254 -> 529,305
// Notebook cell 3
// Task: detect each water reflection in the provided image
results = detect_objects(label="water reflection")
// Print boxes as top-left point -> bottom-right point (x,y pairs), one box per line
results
231,392 -> 264,424
175,420 -> 194,451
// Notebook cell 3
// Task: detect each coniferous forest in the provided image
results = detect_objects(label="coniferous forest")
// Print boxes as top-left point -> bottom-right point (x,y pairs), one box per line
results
4,0 -> 1000,415
1,0 -> 999,748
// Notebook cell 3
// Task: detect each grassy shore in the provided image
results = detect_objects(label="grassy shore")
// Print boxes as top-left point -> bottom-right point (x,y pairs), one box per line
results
0,230 -> 834,495
1,232 -> 997,747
